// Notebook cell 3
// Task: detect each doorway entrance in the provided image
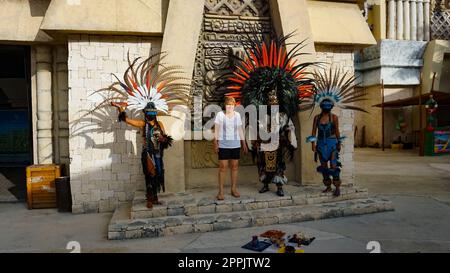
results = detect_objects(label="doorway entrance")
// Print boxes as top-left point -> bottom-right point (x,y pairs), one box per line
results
0,45 -> 32,202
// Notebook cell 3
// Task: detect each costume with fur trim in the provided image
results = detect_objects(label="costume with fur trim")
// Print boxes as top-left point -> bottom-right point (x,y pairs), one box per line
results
225,32 -> 315,196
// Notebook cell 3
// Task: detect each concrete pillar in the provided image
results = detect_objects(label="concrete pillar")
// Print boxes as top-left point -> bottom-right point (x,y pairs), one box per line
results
55,45 -> 69,174
269,0 -> 315,63
397,0 -> 404,39
410,0 -> 417,40
417,0 -> 424,40
424,0 -> 430,41
388,0 -> 397,39
36,46 -> 53,164
159,0 -> 204,193
270,0 -> 316,184
404,0 -> 411,40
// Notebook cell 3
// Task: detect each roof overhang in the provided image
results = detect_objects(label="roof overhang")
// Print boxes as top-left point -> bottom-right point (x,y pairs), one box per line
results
0,0 -> 53,43
40,0 -> 168,36
307,1 -> 376,46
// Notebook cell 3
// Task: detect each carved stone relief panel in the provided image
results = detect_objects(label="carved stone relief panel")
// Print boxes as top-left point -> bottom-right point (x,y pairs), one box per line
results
204,0 -> 270,17
190,0 -> 273,168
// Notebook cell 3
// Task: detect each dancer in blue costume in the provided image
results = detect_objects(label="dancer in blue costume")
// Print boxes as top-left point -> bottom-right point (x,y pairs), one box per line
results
305,69 -> 367,197
311,99 -> 342,196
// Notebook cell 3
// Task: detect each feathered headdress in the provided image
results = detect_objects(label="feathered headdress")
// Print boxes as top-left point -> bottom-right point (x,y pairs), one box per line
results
225,32 -> 315,119
302,68 -> 367,112
88,52 -> 190,116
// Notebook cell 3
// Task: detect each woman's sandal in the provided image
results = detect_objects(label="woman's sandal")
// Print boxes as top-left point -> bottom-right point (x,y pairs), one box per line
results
231,191 -> 241,198
216,194 -> 224,201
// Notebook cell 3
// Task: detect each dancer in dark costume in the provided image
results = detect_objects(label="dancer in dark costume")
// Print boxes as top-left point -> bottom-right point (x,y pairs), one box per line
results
118,103 -> 172,208
225,32 -> 315,196
88,52 -> 190,208
253,90 -> 299,196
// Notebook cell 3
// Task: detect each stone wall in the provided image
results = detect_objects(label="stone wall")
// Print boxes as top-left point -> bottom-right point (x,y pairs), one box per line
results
355,40 -> 427,87
68,35 -> 162,213
311,45 -> 356,186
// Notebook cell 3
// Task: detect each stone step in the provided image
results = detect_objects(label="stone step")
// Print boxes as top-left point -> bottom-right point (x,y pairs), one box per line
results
131,184 -> 369,219
108,196 -> 394,240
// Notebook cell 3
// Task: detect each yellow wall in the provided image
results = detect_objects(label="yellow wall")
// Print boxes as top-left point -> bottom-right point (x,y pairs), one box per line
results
0,0 -> 52,42
422,40 -> 450,93
354,86 -> 420,148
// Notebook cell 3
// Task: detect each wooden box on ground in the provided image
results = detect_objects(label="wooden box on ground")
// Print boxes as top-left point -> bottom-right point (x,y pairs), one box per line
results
26,165 -> 61,209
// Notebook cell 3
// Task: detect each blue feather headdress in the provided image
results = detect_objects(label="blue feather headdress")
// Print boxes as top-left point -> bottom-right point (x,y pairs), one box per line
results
302,68 -> 368,113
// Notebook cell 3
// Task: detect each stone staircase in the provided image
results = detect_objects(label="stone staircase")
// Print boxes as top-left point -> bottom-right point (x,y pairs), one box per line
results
108,183 -> 394,240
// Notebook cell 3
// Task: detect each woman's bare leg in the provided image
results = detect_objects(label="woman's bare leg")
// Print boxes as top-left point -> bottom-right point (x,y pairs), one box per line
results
217,160 -> 228,200
230,159 -> 240,197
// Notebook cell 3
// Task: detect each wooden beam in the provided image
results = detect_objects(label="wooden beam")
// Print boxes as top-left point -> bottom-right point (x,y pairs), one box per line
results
419,79 -> 424,156
381,79 -> 385,151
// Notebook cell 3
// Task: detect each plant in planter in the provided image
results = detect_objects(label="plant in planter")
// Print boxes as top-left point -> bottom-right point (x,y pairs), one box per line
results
391,136 -> 404,150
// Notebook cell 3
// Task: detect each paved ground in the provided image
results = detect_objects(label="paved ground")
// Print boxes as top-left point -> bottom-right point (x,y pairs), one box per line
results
0,173 -> 16,202
0,148 -> 449,253
0,167 -> 26,201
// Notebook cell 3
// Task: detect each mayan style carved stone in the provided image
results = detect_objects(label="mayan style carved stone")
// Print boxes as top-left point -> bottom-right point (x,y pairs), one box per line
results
190,140 -> 254,168
192,0 -> 272,105
204,0 -> 270,17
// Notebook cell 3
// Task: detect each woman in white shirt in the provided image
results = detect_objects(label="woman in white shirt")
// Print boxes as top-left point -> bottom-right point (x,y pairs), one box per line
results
214,97 -> 248,200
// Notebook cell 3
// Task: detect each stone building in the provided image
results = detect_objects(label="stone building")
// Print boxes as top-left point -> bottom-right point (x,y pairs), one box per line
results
0,0 -> 379,214
354,0 -> 450,148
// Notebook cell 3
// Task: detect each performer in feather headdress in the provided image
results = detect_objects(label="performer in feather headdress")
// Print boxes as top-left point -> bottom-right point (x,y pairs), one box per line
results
305,68 -> 367,197
225,32 -> 315,196
89,52 -> 190,208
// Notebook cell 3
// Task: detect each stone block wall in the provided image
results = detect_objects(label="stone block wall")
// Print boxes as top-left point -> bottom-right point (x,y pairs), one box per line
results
67,35 -> 162,213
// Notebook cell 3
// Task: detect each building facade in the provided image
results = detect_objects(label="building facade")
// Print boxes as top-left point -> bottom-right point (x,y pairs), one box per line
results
354,0 -> 450,148
0,0 -> 377,213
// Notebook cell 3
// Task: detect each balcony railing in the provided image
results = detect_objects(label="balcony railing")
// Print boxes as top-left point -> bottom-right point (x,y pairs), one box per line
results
386,0 -> 431,41
431,0 -> 450,40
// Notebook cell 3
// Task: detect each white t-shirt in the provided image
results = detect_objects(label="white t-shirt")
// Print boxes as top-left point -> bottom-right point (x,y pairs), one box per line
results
214,111 -> 242,149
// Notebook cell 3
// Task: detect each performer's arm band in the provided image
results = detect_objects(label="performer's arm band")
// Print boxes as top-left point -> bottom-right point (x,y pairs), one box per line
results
118,111 -> 126,122
306,136 -> 317,143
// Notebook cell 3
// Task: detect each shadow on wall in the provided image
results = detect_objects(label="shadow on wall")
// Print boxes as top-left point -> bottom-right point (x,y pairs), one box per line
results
71,107 -> 138,155
68,106 -> 146,213
28,0 -> 51,17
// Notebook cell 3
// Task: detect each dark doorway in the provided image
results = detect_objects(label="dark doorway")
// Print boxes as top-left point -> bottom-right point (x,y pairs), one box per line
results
0,45 -> 32,202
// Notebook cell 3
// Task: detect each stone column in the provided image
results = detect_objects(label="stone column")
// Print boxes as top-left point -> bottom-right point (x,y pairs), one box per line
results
55,45 -> 70,174
404,0 -> 411,40
417,0 -> 424,40
397,0 -> 404,39
36,46 -> 53,164
388,0 -> 397,39
270,0 -> 316,184
424,0 -> 430,41
160,0 -> 204,193
410,0 -> 417,40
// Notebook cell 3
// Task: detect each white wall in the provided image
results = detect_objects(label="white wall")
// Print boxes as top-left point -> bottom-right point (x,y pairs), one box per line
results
67,34 -> 162,213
